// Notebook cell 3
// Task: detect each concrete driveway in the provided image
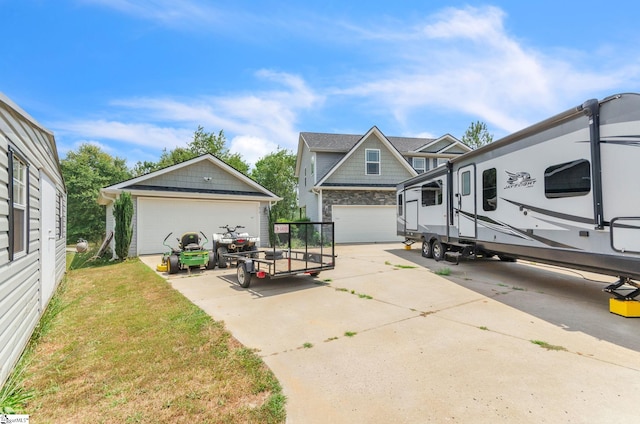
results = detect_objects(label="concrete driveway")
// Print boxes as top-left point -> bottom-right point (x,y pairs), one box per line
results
140,244 -> 640,423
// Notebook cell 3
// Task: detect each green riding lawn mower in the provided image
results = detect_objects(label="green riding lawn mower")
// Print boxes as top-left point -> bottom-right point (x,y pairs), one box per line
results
157,231 -> 215,274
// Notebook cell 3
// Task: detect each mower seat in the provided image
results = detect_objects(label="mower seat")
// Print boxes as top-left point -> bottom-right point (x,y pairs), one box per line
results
180,232 -> 202,251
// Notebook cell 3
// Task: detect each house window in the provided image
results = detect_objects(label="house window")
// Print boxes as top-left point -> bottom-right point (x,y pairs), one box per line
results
482,168 -> 497,211
421,180 -> 443,206
545,160 -> 591,198
9,148 -> 29,260
412,157 -> 426,174
365,149 -> 380,175
461,171 -> 471,196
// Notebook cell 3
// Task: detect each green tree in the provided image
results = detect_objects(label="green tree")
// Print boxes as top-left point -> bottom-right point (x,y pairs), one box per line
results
61,144 -> 131,243
251,148 -> 297,239
131,127 -> 249,176
190,127 -> 249,174
113,192 -> 133,259
462,121 -> 493,149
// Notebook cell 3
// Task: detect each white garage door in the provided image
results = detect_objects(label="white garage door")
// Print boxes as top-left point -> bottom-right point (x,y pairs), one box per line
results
137,197 -> 260,255
332,205 -> 402,243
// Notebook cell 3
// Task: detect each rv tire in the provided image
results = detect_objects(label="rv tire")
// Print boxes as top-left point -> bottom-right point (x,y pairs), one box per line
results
432,240 -> 445,262
422,240 -> 433,258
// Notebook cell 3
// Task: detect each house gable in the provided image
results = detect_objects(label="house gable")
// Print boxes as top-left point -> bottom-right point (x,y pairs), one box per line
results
136,160 -> 257,194
319,127 -> 416,187
100,154 -> 280,203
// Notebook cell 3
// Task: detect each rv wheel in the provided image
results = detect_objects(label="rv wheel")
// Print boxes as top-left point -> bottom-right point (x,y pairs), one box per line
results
421,240 -> 433,258
432,240 -> 445,262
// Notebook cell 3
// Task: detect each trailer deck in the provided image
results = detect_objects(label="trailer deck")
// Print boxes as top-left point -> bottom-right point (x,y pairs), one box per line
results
224,222 -> 335,288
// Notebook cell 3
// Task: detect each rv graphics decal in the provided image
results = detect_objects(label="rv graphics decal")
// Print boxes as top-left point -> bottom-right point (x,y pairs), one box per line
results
505,171 -> 536,189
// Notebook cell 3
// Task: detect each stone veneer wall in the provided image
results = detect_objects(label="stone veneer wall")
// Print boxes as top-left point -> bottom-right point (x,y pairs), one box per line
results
322,190 -> 396,221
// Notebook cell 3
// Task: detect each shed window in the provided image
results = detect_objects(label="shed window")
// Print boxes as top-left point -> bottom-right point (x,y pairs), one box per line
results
421,180 -> 443,206
482,168 -> 497,211
545,160 -> 591,198
9,148 -> 29,260
366,149 -> 380,175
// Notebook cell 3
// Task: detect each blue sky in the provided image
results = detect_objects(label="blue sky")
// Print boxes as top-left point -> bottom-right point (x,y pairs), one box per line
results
2,0 -> 639,168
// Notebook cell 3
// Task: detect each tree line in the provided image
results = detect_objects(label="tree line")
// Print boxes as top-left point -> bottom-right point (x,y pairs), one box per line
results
61,127 -> 297,245
61,122 -> 492,246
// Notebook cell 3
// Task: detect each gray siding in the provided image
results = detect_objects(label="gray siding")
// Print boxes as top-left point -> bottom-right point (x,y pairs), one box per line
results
297,143 -> 320,221
325,134 -> 413,186
0,95 -> 67,387
144,161 -> 255,193
316,151 -> 343,180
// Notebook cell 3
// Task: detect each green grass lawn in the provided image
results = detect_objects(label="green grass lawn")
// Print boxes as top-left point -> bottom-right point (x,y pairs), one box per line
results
15,255 -> 285,423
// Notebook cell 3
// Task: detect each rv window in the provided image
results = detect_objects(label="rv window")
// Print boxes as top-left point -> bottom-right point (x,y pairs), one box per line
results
398,194 -> 403,215
544,160 -> 591,198
483,168 -> 497,211
421,180 -> 442,207
461,171 -> 471,196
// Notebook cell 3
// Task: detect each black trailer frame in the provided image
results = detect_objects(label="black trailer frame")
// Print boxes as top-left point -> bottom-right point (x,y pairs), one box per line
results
223,222 -> 335,288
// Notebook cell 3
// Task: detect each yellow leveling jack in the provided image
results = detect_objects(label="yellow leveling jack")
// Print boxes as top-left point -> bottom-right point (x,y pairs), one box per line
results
609,298 -> 640,318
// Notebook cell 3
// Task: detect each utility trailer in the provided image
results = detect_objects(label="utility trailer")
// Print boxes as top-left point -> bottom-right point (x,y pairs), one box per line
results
224,222 -> 335,288
396,93 -> 640,305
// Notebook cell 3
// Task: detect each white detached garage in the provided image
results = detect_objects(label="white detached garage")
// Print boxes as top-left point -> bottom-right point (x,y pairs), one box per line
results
98,154 -> 281,256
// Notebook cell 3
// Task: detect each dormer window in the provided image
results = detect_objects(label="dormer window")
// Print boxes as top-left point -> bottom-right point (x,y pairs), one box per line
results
412,157 -> 426,174
365,149 -> 380,175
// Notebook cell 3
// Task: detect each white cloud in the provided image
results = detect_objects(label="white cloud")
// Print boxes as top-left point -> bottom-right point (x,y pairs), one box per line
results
229,135 -> 277,169
80,0 -> 221,28
334,5 -> 639,135
56,70 -> 321,167
55,119 -> 192,150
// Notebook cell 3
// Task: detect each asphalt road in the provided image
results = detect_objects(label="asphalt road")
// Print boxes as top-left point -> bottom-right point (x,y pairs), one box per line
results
392,247 -> 640,352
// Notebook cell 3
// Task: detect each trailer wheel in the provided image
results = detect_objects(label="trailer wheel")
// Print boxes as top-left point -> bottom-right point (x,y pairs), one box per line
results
432,240 -> 445,262
422,240 -> 433,258
217,246 -> 228,268
168,255 -> 179,274
237,264 -> 252,288
206,251 -> 216,269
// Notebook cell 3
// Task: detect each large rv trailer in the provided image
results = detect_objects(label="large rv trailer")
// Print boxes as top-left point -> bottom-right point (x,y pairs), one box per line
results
396,93 -> 640,298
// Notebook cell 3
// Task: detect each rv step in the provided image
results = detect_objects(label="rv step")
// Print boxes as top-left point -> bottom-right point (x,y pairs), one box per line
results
444,251 -> 462,265
444,246 -> 477,265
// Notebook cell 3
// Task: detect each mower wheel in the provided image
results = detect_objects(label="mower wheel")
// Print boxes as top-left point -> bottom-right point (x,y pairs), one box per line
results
206,251 -> 216,269
217,246 -> 228,268
168,255 -> 179,274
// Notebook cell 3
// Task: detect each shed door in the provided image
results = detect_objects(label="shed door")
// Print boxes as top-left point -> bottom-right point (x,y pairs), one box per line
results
457,165 -> 477,238
39,171 -> 57,309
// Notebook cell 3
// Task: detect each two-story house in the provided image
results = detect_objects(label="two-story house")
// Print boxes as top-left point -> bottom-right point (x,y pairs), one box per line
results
295,126 -> 471,243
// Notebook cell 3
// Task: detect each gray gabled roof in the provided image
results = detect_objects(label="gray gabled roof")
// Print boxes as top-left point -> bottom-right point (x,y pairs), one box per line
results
300,132 -> 433,153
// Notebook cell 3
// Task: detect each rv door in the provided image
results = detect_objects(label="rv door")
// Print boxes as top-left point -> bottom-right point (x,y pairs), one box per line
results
457,164 -> 477,238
